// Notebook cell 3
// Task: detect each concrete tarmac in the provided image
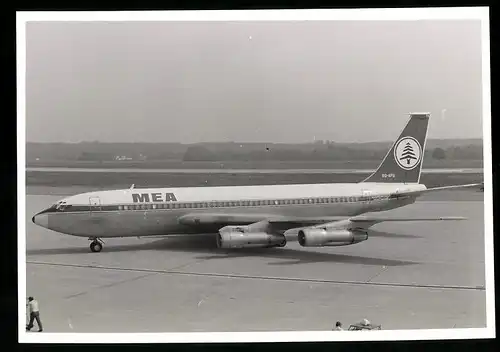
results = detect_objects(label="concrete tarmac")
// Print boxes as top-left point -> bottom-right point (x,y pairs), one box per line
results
24,189 -> 486,332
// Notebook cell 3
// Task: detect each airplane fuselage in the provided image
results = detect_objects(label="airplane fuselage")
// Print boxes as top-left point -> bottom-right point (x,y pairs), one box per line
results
33,182 -> 426,238
31,113 -> 478,253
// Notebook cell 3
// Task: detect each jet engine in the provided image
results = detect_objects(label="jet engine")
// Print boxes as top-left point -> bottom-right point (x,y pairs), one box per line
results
297,228 -> 368,247
216,226 -> 287,249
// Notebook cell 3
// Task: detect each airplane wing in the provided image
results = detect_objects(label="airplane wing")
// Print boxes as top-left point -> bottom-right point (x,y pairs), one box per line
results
177,213 -> 468,249
313,215 -> 467,230
177,213 -> 467,234
390,182 -> 483,199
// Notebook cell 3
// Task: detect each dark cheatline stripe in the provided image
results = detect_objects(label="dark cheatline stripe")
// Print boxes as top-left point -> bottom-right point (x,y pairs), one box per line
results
42,195 -> 393,214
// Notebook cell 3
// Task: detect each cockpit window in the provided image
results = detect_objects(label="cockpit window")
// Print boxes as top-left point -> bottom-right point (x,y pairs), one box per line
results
53,201 -> 70,211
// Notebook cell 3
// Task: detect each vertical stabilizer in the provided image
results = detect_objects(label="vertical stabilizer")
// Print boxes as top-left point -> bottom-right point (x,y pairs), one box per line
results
361,113 -> 430,184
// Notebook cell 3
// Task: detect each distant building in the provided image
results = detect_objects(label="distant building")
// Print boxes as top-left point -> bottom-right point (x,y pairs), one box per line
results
115,156 -> 133,161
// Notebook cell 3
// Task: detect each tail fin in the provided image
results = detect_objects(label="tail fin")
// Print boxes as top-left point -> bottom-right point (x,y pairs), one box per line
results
362,113 -> 430,184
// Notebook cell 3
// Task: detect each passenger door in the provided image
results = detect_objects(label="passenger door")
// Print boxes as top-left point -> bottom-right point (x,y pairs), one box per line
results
361,190 -> 372,205
89,196 -> 102,214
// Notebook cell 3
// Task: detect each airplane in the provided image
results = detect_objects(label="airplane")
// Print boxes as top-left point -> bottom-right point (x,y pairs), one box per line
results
31,113 -> 483,253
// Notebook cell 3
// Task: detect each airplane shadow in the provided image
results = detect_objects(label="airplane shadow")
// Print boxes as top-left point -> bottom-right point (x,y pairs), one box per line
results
196,248 -> 417,267
27,234 -> 417,267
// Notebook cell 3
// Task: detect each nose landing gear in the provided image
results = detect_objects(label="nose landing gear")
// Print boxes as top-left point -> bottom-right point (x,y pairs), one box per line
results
278,237 -> 287,247
89,238 -> 104,253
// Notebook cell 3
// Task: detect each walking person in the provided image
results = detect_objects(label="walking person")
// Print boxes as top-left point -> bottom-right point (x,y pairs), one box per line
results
333,321 -> 343,331
26,296 -> 43,332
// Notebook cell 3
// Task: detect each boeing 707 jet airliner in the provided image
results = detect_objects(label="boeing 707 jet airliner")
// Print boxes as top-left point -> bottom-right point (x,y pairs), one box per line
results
32,113 -> 482,252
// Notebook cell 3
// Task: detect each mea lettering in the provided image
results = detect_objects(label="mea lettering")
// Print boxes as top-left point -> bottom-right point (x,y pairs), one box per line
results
132,193 -> 178,203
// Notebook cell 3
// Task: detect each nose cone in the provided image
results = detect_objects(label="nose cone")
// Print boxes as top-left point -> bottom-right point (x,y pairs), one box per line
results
32,213 -> 48,228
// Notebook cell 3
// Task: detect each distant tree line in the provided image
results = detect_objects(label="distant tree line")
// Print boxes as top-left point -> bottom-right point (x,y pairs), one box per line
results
183,145 -> 483,162
26,141 -> 483,163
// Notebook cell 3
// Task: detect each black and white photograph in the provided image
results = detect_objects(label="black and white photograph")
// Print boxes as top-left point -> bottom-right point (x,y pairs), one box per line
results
17,7 -> 493,343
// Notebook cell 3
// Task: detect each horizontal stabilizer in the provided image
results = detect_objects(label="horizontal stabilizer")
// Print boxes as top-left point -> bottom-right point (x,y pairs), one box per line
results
390,183 -> 483,199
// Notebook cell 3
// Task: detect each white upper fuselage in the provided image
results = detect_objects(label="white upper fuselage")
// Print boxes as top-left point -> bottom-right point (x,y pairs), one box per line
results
69,182 -> 423,204
33,182 -> 426,238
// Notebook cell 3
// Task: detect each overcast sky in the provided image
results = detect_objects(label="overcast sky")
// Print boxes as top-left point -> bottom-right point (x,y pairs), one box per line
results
25,19 -> 484,143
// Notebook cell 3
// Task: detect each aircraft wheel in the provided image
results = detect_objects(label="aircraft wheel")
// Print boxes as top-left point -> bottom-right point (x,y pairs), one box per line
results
90,241 -> 103,253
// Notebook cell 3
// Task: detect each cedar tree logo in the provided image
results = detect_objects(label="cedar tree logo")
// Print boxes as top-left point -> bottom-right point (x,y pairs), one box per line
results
394,137 -> 422,171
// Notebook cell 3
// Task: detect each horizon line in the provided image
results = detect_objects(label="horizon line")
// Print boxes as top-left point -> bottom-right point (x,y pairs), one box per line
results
26,137 -> 484,145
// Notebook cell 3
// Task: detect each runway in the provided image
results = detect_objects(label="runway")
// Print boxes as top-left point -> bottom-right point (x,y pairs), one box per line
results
24,189 -> 486,332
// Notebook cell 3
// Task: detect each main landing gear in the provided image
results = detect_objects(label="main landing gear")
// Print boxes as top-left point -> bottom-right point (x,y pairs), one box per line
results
89,237 -> 104,253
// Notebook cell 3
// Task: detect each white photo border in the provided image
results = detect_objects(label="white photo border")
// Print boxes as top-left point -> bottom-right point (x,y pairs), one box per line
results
17,6 -> 494,343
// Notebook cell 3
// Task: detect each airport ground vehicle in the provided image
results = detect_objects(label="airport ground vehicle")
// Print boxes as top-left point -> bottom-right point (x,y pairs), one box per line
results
348,323 -> 382,331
